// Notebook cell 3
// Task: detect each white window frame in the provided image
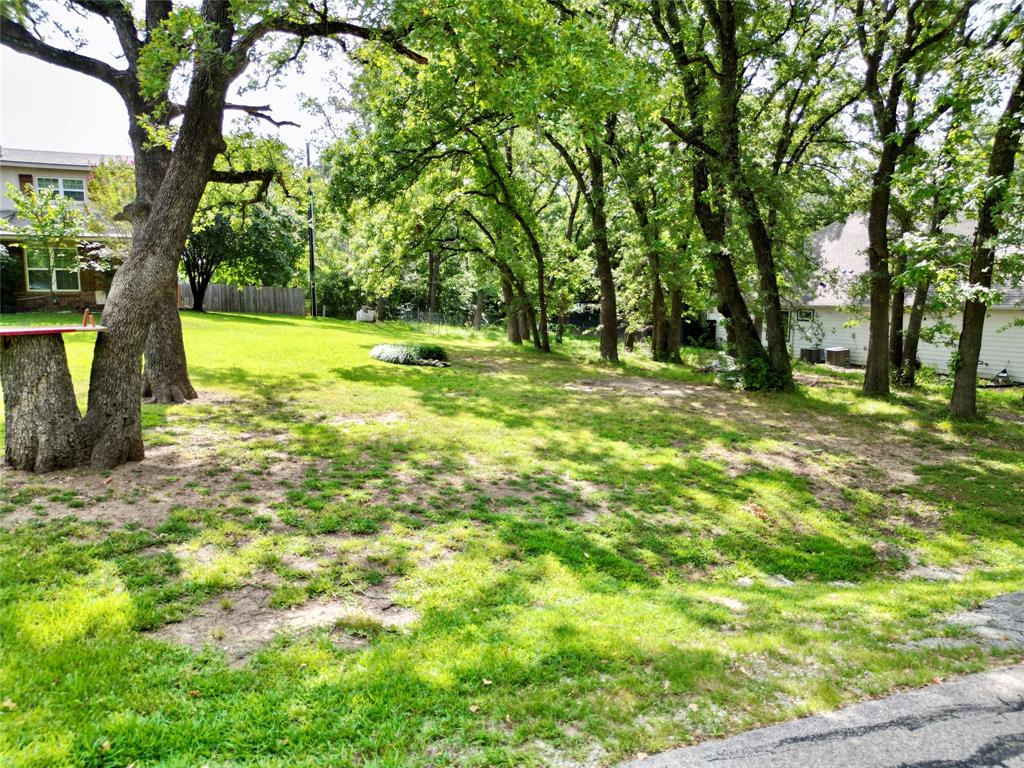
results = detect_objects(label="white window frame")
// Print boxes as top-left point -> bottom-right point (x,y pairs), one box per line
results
23,246 -> 81,293
797,309 -> 815,323
36,176 -> 86,202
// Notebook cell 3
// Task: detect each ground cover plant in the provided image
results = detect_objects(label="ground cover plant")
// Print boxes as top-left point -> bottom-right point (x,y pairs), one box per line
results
370,343 -> 451,367
1,311 -> 1023,767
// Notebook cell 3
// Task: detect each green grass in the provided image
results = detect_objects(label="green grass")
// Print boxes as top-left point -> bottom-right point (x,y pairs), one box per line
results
1,310 -> 1023,767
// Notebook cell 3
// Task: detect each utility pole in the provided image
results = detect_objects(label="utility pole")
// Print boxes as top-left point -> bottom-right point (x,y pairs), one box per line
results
306,142 -> 317,318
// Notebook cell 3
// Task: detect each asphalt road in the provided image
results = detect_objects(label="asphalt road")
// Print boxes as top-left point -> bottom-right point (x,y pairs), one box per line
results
622,664 -> 1024,768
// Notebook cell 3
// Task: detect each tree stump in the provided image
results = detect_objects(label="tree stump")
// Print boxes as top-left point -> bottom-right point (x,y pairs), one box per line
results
1,334 -> 84,472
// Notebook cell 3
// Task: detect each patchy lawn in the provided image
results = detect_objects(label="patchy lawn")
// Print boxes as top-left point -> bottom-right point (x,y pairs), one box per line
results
1,310 -> 1023,767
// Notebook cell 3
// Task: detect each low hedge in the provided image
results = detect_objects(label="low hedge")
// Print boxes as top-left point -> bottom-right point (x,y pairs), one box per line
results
370,343 -> 451,367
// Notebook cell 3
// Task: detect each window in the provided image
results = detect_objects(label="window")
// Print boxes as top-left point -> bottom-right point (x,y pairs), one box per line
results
797,309 -> 815,322
36,177 -> 86,201
24,247 -> 81,292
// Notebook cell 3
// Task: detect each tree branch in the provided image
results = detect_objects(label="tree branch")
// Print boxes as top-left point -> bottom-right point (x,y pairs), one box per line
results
234,16 -> 427,66
659,115 -> 722,158
0,15 -> 130,95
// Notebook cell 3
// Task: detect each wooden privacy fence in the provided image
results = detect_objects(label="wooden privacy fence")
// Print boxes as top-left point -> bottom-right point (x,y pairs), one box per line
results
178,281 -> 305,317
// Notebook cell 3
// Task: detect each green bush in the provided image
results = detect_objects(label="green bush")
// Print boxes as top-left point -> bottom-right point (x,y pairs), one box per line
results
370,343 -> 451,367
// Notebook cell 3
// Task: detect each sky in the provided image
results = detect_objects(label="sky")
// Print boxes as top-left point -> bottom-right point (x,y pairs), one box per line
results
0,6 -> 352,162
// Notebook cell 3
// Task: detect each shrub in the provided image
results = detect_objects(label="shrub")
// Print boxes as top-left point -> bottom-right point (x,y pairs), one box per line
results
370,343 -> 451,367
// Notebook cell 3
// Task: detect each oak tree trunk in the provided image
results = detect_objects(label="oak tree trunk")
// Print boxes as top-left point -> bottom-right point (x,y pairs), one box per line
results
650,256 -> 669,361
889,247 -> 908,373
76,34 -> 232,468
501,278 -> 522,344
863,143 -> 900,396
473,289 -> 484,330
951,67 -> 1024,417
586,144 -> 619,362
1,335 -> 84,472
897,277 -> 930,387
667,289 -> 683,363
142,284 -> 197,404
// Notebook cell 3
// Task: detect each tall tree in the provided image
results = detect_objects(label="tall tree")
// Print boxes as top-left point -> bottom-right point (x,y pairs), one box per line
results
951,59 -> 1024,416
852,0 -> 972,395
0,1 -> 424,469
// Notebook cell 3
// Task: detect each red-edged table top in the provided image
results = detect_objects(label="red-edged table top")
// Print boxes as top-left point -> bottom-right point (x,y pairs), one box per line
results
0,325 -> 107,337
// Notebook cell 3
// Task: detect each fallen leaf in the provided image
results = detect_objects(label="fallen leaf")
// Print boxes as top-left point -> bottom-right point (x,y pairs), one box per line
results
101,741 -> 111,751
1,699 -> 16,710
188,690 -> 201,698
103,477 -> 114,485
483,679 -> 493,686
662,680 -> 671,690
469,705 -> 480,713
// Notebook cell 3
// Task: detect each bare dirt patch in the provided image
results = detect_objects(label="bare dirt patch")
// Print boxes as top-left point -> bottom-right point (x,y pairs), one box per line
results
1,421 -> 329,530
148,583 -> 417,665
568,374 -> 961,514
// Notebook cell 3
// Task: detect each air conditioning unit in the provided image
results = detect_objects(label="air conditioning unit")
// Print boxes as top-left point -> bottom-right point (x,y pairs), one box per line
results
826,347 -> 850,366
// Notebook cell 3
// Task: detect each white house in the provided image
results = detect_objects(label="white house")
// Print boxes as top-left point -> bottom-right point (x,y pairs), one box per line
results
710,213 -> 1024,381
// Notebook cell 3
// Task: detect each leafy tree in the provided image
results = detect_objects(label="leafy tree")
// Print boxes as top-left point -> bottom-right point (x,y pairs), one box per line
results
5,184 -> 91,302
0,0 -> 424,468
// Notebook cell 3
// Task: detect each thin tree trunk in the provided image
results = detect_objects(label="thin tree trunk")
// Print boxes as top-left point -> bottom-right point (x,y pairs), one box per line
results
500,277 -> 522,344
587,144 -> 618,363
427,252 -> 440,314
142,284 -> 197,403
889,246 -> 908,372
650,254 -> 669,361
897,276 -> 930,387
473,288 -> 484,330
1,335 -> 84,471
951,67 -> 1024,417
668,288 -> 683,363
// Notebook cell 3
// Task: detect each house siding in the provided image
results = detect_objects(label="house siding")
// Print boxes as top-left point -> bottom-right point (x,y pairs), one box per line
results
1,242 -> 112,312
0,165 -> 92,211
710,308 -> 1024,380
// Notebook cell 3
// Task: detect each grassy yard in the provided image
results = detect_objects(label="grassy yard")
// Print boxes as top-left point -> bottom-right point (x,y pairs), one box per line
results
1,310 -> 1023,767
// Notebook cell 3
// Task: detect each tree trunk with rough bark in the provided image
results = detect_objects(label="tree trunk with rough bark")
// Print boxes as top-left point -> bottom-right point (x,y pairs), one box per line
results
586,145 -> 619,362
667,289 -> 683,363
142,285 -> 197,403
896,277 -> 930,387
863,155 -> 896,396
951,67 -> 1024,418
500,278 -> 522,344
473,289 -> 483,330
427,252 -> 440,314
712,9 -> 793,392
75,35 -> 232,468
649,255 -> 669,361
889,246 -> 908,374
1,335 -> 85,471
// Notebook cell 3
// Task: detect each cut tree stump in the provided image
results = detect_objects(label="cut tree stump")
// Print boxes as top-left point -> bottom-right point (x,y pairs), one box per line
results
1,325 -> 104,472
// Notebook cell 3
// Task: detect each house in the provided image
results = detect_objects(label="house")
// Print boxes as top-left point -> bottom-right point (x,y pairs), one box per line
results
1,147 -> 131,312
710,213 -> 1024,380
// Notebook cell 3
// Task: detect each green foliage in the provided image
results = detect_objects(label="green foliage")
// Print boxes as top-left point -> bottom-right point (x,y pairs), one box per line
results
369,343 -> 451,366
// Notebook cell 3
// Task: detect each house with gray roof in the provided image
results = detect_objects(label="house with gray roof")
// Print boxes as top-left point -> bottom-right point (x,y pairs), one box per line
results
710,213 -> 1024,381
1,146 -> 131,312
